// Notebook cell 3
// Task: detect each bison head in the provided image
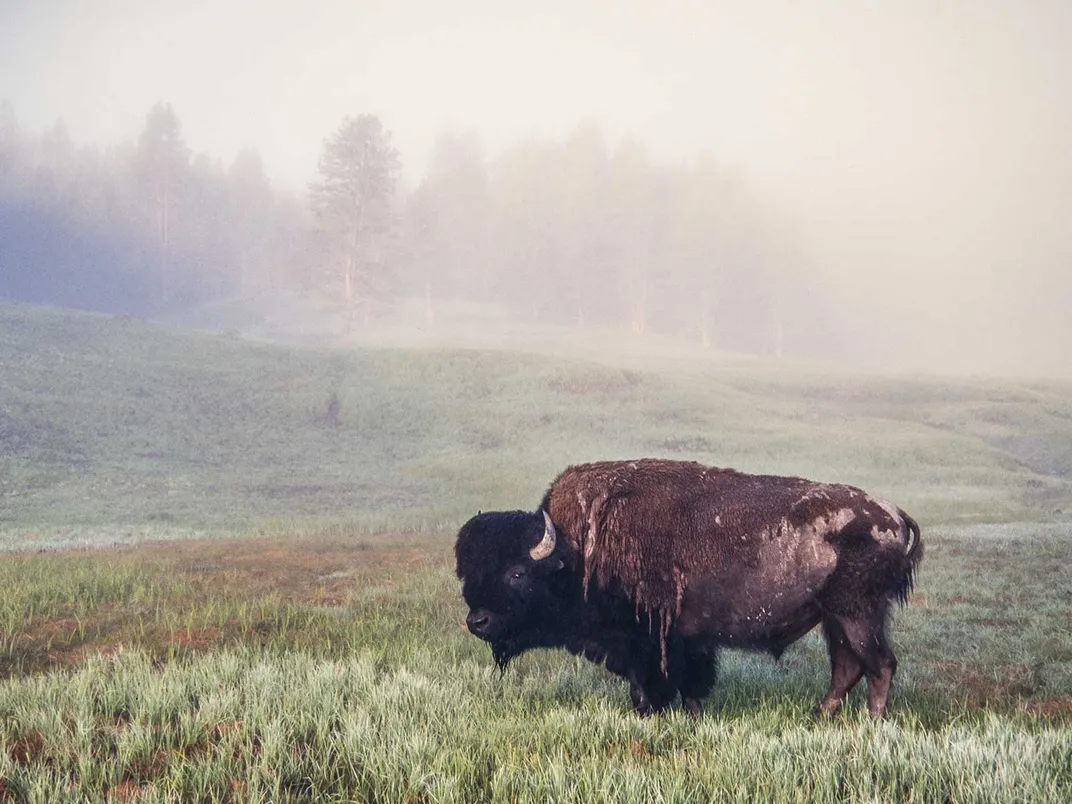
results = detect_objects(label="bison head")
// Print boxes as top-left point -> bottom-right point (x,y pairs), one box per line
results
455,509 -> 572,670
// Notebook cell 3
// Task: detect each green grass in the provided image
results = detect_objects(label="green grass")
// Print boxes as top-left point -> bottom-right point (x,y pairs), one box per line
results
0,650 -> 1067,802
2,303 -> 1071,550
0,302 -> 1070,801
0,526 -> 1067,802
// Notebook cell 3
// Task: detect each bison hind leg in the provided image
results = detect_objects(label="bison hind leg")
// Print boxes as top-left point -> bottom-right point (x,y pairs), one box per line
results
815,617 -> 865,717
818,607 -> 898,718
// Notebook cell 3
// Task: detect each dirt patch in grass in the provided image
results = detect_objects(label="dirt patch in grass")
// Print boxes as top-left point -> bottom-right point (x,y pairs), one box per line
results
547,369 -> 642,396
8,729 -> 48,766
171,626 -> 226,650
0,533 -> 452,678
1026,696 -> 1072,718
110,780 -> 147,801
931,662 -> 1043,702
971,618 -> 1025,630
116,532 -> 449,605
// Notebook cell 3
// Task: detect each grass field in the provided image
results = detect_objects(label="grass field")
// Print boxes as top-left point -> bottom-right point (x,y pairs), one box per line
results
0,302 -> 1070,801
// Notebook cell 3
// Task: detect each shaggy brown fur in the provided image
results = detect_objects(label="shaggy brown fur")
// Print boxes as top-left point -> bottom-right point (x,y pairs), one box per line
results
541,459 -> 920,671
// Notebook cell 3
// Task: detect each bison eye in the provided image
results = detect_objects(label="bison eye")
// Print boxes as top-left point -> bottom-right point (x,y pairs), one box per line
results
508,567 -> 528,582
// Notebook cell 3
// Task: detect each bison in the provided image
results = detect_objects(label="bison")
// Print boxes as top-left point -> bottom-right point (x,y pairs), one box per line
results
455,459 -> 921,717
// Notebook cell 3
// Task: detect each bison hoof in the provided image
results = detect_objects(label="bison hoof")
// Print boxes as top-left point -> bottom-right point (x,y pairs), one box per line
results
811,701 -> 842,719
630,692 -> 670,717
682,697 -> 703,717
631,700 -> 659,717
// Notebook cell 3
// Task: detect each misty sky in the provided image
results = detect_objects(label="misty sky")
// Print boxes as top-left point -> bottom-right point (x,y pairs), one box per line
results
2,0 -> 1070,376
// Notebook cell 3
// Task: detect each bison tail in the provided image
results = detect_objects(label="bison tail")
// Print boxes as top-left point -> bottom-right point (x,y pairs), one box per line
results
894,508 -> 923,606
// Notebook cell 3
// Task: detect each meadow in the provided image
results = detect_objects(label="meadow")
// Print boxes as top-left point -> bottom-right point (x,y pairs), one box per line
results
0,302 -> 1070,801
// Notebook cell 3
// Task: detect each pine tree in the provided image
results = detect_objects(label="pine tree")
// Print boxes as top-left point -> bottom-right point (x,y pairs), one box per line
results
135,102 -> 189,307
309,114 -> 401,327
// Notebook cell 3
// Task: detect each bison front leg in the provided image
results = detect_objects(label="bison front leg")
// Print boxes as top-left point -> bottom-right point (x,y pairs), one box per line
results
628,680 -> 660,716
603,646 -> 672,716
627,667 -> 677,716
622,648 -> 680,716
680,641 -> 719,716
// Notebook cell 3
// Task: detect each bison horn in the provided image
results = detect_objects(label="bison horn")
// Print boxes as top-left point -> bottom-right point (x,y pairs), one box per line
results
530,510 -> 557,560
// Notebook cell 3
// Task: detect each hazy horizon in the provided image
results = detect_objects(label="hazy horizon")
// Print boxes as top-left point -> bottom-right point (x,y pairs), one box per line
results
2,0 -> 1070,378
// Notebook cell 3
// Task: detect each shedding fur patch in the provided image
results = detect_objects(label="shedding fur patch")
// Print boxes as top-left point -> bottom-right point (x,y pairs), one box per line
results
871,498 -> 906,545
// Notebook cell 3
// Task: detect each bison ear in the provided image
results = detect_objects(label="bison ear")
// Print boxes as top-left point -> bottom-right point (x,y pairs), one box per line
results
529,509 -> 557,561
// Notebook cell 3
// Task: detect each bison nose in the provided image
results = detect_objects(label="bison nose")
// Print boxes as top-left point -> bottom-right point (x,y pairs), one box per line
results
466,610 -> 492,637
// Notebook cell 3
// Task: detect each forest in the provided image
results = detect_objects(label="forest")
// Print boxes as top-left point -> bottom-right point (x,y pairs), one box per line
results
0,99 -> 829,358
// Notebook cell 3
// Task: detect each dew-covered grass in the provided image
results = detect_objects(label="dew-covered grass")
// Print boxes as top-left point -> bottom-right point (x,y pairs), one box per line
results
1,647 -> 1068,803
0,525 -> 1067,801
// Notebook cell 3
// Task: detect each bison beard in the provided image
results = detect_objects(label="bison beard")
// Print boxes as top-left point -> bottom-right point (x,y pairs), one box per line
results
456,459 -> 922,717
491,643 -> 512,673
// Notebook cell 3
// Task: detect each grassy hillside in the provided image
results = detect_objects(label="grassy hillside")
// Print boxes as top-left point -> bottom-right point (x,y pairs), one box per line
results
0,303 -> 1070,801
2,302 -> 1071,550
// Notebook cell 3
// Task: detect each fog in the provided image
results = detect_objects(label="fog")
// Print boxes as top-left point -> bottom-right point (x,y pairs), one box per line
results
2,0 -> 1070,377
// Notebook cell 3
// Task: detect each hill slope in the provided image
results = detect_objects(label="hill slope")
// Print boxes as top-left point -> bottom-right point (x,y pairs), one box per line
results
1,303 -> 1070,549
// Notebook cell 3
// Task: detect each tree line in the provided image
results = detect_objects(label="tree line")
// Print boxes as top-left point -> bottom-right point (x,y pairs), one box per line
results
0,100 -> 828,355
